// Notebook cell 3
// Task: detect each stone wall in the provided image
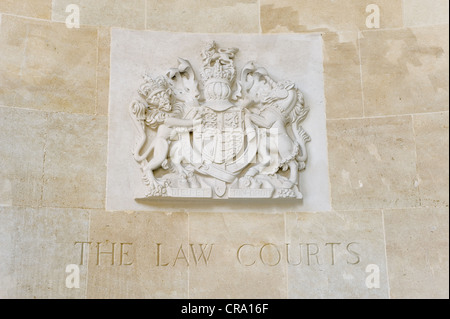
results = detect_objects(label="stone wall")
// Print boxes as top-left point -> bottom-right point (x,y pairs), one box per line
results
0,0 -> 448,299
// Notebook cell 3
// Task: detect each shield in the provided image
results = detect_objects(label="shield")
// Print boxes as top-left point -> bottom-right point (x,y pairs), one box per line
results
196,108 -> 245,165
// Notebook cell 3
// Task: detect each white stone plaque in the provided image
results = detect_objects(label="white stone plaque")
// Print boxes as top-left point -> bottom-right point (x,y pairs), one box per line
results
107,30 -> 330,212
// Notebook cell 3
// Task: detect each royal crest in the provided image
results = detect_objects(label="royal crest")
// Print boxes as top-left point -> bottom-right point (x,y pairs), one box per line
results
129,41 -> 311,199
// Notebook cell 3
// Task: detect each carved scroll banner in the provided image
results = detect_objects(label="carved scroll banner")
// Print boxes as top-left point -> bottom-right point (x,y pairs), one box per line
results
107,31 -> 330,212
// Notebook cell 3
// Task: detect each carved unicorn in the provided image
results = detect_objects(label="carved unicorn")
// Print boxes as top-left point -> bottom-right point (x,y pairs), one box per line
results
240,62 -> 310,189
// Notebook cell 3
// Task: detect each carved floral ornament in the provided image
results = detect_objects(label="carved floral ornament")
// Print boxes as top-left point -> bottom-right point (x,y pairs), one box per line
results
129,41 -> 310,199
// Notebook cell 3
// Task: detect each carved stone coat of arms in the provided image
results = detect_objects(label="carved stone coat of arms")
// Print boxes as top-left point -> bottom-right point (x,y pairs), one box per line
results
129,41 -> 311,199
